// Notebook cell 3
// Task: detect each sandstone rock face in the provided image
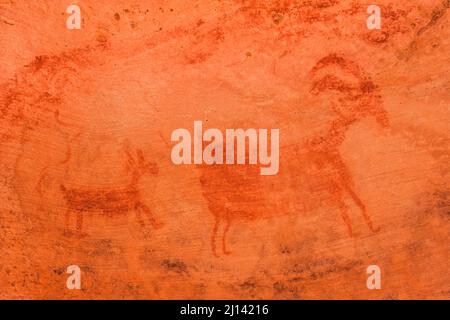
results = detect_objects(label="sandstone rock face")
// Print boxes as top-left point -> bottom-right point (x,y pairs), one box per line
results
0,0 -> 448,299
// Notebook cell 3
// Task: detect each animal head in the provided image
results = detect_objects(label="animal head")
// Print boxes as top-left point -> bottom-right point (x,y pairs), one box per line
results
124,142 -> 159,178
135,149 -> 159,175
309,54 -> 389,129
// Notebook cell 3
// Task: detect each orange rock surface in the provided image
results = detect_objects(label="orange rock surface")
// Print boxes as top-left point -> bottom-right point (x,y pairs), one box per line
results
0,0 -> 449,299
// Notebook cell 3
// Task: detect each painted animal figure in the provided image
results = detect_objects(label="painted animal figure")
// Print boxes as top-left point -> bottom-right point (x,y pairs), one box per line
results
60,146 -> 161,237
200,54 -> 390,256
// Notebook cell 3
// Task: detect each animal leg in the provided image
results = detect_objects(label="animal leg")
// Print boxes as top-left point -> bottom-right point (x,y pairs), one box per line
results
333,190 -> 353,237
338,201 -> 353,237
211,216 -> 220,257
345,185 -> 379,233
36,170 -> 47,199
64,208 -> 72,236
76,212 -> 84,236
222,217 -> 232,255
134,206 -> 146,227
137,203 -> 162,229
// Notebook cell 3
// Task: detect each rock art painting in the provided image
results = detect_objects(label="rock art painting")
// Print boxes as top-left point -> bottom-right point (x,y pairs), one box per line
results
0,0 -> 448,299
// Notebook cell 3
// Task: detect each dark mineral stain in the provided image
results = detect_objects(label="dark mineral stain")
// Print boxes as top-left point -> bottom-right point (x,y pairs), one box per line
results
52,267 -> 65,275
273,281 -> 299,297
288,258 -> 362,282
400,0 -> 449,60
89,239 -> 123,256
272,12 -> 283,25
433,190 -> 450,211
183,27 -> 225,65
239,280 -> 256,290
366,30 -> 390,44
0,18 -> 14,26
161,259 -> 188,274
417,0 -> 450,36
26,55 -> 49,73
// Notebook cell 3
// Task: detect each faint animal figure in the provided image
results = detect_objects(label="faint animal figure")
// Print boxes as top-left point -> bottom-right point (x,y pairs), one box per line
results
302,54 -> 389,236
60,145 -> 161,237
200,54 -> 390,256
